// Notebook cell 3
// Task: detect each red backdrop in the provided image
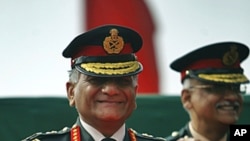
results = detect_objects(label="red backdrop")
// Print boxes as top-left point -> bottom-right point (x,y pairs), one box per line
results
85,0 -> 159,94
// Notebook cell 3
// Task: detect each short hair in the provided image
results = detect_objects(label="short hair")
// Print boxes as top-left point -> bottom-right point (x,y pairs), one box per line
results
68,69 -> 80,83
182,78 -> 192,89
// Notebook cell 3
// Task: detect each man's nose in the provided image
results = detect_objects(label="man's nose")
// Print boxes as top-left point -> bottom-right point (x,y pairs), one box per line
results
101,82 -> 120,96
223,90 -> 241,100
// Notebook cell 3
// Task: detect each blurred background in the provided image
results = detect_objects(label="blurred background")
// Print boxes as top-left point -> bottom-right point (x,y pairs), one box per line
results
1,0 -> 250,97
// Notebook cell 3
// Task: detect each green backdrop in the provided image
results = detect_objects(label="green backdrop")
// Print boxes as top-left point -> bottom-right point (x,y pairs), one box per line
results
1,95 -> 249,141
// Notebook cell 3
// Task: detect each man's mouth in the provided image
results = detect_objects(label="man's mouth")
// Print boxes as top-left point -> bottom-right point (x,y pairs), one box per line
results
97,100 -> 123,104
216,101 -> 240,111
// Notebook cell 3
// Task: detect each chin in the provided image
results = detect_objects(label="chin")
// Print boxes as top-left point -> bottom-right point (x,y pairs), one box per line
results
220,117 -> 239,125
99,115 -> 121,121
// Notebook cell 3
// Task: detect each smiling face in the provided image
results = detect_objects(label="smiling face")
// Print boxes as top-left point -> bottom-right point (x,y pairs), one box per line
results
66,73 -> 137,127
182,78 -> 244,125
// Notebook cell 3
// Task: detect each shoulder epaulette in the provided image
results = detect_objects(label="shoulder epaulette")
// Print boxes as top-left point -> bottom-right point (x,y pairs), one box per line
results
130,128 -> 166,141
166,129 -> 191,141
22,127 -> 71,141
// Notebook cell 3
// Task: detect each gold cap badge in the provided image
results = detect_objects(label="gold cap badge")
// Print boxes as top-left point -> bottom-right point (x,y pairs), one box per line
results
103,28 -> 124,54
222,45 -> 239,66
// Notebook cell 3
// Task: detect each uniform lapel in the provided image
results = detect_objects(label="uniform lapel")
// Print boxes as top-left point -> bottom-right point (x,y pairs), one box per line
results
75,117 -> 95,141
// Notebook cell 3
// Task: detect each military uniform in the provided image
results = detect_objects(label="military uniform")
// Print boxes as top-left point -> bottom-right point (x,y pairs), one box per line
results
165,124 -> 192,141
166,123 -> 230,141
165,42 -> 249,141
22,118 -> 166,141
22,25 -> 166,141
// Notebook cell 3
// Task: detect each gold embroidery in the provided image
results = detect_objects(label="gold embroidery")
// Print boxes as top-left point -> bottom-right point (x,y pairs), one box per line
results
103,28 -> 124,54
198,73 -> 248,83
71,126 -> 80,141
80,61 -> 140,75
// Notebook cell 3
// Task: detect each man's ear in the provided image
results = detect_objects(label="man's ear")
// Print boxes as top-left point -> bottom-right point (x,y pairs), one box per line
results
66,82 -> 75,107
181,89 -> 192,109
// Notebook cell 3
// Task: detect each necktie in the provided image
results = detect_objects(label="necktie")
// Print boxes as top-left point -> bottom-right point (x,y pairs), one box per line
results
101,138 -> 116,141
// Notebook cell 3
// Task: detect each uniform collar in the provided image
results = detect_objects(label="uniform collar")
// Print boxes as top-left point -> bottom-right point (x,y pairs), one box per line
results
189,122 -> 227,141
80,118 -> 125,141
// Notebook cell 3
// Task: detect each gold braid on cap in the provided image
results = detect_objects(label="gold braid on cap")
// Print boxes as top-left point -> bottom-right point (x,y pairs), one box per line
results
198,73 -> 249,83
80,61 -> 140,75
